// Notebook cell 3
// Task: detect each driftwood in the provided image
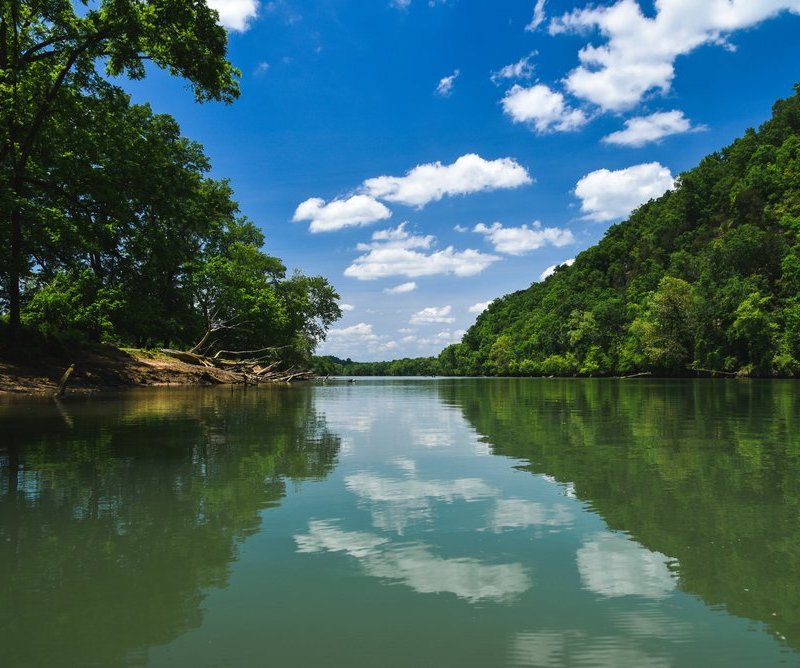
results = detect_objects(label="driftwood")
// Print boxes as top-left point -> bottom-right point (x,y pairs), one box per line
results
159,349 -> 314,384
55,364 -> 75,397
691,368 -> 738,377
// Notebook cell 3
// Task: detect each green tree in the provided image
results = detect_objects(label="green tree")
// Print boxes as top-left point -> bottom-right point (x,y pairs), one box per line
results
1,0 -> 239,344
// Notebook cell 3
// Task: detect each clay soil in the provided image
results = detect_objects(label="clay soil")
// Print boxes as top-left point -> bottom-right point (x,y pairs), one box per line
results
0,344 -> 244,395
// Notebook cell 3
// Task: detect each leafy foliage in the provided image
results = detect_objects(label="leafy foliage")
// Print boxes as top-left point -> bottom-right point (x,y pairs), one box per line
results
436,86 -> 800,377
1,2 -> 341,359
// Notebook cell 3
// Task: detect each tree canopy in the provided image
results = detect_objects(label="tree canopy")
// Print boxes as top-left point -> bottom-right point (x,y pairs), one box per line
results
433,86 -> 800,378
1,1 -> 341,359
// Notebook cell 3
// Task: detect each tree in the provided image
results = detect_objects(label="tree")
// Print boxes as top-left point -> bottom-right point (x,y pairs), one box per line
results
1,0 -> 239,344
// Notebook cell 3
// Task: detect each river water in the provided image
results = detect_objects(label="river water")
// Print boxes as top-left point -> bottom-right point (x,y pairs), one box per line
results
1,379 -> 799,666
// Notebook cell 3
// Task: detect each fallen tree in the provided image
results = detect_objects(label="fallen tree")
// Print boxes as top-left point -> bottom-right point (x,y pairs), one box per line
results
160,349 -> 315,384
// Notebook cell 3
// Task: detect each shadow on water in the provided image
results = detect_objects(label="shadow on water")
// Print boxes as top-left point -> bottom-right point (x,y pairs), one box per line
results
0,387 -> 340,667
440,378 -> 800,651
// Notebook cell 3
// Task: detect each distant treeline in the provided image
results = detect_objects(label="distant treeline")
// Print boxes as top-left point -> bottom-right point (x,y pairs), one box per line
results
314,355 -> 441,377
327,86 -> 800,378
1,2 -> 340,362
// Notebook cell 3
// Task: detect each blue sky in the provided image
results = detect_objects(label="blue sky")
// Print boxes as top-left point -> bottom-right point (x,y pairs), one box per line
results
123,0 -> 800,361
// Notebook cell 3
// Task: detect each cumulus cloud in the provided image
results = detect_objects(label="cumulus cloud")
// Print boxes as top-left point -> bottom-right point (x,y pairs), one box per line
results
320,322 -> 398,356
436,69 -> 460,97
384,281 -> 417,294
603,110 -> 703,147
293,195 -> 391,233
344,224 -> 499,280
575,162 -> 675,222
539,258 -> 575,281
550,0 -> 800,112
428,329 -> 465,345
502,84 -> 587,133
468,300 -> 494,314
208,0 -> 259,31
410,305 -> 455,325
490,52 -> 536,84
363,154 -> 532,208
474,222 -> 575,255
339,303 -> 355,311
526,0 -> 548,31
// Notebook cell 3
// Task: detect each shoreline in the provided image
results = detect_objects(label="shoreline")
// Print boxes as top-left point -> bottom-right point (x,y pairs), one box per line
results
0,345 -> 249,396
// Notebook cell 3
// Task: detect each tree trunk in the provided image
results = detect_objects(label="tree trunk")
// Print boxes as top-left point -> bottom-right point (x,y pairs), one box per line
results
7,183 -> 23,346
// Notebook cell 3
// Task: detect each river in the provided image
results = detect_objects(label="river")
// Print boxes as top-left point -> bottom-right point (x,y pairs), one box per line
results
1,379 -> 798,666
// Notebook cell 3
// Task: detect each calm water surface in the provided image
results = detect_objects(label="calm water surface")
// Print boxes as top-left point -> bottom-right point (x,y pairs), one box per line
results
2,379 -> 800,666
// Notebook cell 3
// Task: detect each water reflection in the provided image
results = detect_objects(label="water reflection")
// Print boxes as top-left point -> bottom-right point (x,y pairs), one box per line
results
345,468 -> 496,534
0,388 -> 340,667
489,498 -> 573,533
577,533 -> 677,599
442,378 -> 800,650
294,520 -> 532,603
508,631 -> 671,668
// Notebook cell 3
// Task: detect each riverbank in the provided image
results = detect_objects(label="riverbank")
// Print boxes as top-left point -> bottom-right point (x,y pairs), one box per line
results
0,345 -> 246,395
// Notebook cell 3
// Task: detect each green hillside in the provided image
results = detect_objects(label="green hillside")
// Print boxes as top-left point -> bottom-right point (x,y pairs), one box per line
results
436,86 -> 800,378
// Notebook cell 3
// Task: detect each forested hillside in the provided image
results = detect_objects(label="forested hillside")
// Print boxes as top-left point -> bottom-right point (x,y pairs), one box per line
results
437,86 -> 800,377
1,2 -> 340,363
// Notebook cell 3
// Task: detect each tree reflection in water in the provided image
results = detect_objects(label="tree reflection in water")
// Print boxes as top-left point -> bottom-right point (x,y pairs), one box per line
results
0,387 -> 340,667
441,378 -> 800,650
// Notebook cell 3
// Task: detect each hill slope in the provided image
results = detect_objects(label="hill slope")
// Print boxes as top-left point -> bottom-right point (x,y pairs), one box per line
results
438,86 -> 800,377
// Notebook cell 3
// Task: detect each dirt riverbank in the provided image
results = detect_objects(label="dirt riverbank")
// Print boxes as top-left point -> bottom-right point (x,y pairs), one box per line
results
0,345 -> 246,395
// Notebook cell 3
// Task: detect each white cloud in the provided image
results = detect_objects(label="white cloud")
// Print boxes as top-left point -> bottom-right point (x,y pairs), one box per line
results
577,532 -> 677,599
502,84 -> 587,133
539,258 -> 575,281
293,195 -> 391,233
207,0 -> 259,31
410,305 -> 455,325
340,303 -> 355,311
384,281 -> 417,294
575,162 -> 675,222
344,224 -> 499,280
490,52 -> 536,84
550,0 -> 800,112
474,222 -> 575,255
363,154 -> 532,208
414,329 -> 465,346
253,61 -> 270,76
326,322 -> 377,341
453,224 -> 469,233
526,0 -> 548,31
468,300 -> 494,314
603,110 -> 703,147
436,69 -> 460,97
320,322 -> 397,356
391,0 -> 412,7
